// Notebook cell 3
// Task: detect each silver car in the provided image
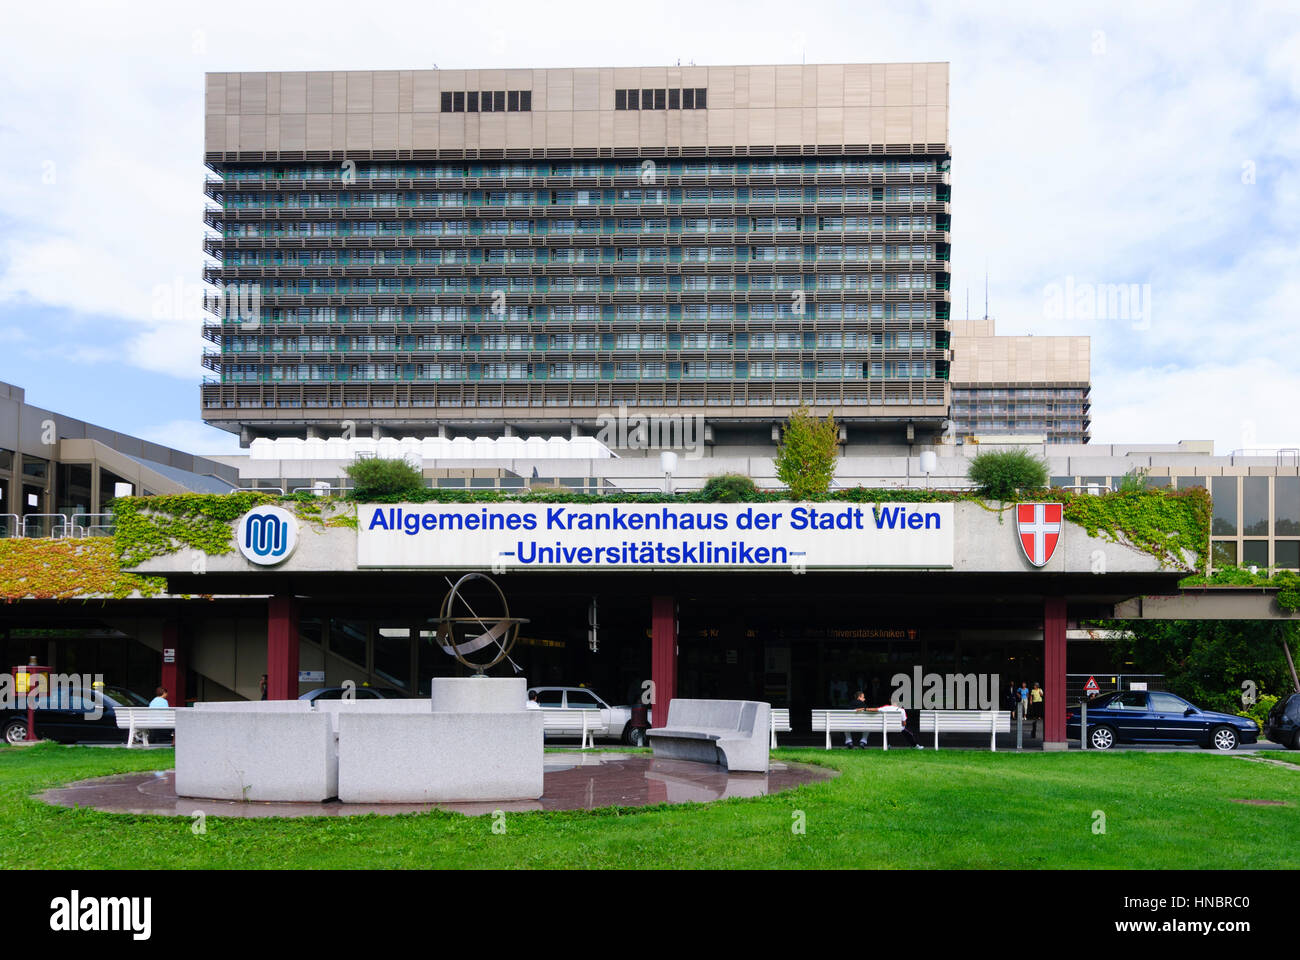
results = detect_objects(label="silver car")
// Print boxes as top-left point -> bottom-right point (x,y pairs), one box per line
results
528,686 -> 650,746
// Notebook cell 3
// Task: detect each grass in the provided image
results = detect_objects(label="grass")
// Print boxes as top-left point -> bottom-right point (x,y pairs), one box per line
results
1,742 -> 1297,869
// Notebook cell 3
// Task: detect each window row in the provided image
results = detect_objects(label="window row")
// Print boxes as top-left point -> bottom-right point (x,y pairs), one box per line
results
614,88 -> 707,110
224,300 -> 941,324
221,186 -> 941,210
217,158 -> 942,181
439,90 -> 532,112
220,331 -> 937,353
219,359 -> 938,383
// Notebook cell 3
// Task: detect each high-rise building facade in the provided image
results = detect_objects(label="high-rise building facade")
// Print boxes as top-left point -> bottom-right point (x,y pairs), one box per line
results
202,64 -> 951,450
949,317 -> 1091,444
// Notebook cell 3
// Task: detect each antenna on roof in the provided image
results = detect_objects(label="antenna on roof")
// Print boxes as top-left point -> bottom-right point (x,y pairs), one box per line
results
965,288 -> 970,322
983,265 -> 989,322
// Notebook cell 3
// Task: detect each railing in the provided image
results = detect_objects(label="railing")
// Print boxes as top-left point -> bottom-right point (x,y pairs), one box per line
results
291,484 -> 350,496
18,514 -> 77,538
1230,448 -> 1300,466
71,514 -> 116,538
0,514 -> 19,538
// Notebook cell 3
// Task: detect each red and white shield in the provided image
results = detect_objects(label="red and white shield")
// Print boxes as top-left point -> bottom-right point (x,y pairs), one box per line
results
1016,502 -> 1063,567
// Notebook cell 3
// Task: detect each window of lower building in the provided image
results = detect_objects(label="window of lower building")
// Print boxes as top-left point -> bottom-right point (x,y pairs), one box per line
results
1211,540 -> 1237,567
1276,540 -> 1300,569
1241,540 -> 1268,568
1211,477 -> 1237,535
1277,477 -> 1300,535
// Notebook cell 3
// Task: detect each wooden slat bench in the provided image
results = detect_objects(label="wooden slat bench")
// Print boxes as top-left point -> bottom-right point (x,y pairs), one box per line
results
114,707 -> 176,748
811,709 -> 903,750
769,708 -> 792,748
918,709 -> 1011,751
541,708 -> 609,749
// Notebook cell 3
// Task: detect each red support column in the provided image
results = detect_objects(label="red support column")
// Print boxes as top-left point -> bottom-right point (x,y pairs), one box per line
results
650,595 -> 676,728
159,620 -> 187,708
267,596 -> 300,701
1044,595 -> 1068,750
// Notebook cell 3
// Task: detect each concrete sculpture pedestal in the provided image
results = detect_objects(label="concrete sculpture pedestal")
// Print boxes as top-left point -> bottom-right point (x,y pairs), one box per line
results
337,677 -> 543,803
175,677 -> 543,804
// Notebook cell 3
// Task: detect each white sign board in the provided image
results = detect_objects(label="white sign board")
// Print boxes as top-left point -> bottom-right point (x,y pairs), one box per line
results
357,502 -> 954,571
298,670 -> 325,684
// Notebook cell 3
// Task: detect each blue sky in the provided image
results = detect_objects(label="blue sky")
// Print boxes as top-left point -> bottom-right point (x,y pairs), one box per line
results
0,0 -> 1296,455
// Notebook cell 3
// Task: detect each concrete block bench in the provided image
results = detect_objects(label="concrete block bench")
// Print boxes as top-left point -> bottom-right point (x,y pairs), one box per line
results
919,709 -> 1011,750
647,699 -> 771,773
336,678 -> 543,803
175,703 -> 336,802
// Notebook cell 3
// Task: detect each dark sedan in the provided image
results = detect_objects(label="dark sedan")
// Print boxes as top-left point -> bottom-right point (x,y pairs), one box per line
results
1265,693 -> 1300,749
1,685 -> 150,745
1066,689 -> 1259,751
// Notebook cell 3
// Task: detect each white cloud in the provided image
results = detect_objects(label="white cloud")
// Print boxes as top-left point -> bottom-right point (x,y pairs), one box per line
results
137,418 -> 244,457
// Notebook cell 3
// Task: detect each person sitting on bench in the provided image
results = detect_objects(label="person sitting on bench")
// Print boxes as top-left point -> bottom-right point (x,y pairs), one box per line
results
862,703 -> 923,749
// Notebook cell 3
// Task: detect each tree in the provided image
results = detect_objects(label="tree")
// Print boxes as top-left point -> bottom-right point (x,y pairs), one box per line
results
967,448 -> 1049,500
774,405 -> 839,500
1103,618 -> 1300,714
344,457 -> 425,500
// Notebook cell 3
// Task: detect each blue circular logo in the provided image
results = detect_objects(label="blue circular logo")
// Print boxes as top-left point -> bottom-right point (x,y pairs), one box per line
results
236,506 -> 299,566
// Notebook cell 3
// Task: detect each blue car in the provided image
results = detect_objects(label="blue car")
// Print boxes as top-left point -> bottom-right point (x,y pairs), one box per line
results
1265,694 -> 1300,750
1066,689 -> 1259,751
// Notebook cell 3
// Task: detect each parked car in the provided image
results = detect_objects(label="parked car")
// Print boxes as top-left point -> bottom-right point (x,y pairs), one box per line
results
1,684 -> 150,745
528,686 -> 650,746
1066,689 -> 1259,751
298,686 -> 408,703
1265,693 -> 1300,749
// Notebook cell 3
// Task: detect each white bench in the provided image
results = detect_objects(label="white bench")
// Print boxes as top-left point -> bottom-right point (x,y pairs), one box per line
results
541,708 -> 609,749
919,709 -> 1011,751
647,699 -> 771,773
114,707 -> 176,748
811,709 -> 903,750
769,708 -> 792,748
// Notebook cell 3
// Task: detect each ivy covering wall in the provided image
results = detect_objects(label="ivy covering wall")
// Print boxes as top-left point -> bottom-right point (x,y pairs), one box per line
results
0,539 -> 165,602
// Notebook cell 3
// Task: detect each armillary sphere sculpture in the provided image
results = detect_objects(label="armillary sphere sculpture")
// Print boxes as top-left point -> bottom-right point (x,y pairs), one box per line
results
432,573 -> 528,675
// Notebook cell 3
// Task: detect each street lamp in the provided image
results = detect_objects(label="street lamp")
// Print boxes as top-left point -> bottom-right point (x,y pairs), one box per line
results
660,450 -> 678,495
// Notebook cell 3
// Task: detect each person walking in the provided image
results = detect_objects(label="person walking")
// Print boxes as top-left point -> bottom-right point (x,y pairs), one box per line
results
1018,681 -> 1030,721
1029,682 -> 1045,738
259,674 -> 269,701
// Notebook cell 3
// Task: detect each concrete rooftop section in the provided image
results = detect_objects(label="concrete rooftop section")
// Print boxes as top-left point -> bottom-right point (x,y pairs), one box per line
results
204,63 -> 950,155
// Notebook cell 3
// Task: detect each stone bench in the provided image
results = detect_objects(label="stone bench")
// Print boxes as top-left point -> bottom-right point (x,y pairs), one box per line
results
176,680 -> 544,804
175,702 -> 336,802
647,699 -> 770,773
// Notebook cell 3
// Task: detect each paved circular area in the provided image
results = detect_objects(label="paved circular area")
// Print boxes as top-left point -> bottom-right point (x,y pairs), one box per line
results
37,752 -> 833,818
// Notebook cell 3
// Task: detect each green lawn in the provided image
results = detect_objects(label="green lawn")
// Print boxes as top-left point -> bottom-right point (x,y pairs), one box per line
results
1,742 -> 1296,869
